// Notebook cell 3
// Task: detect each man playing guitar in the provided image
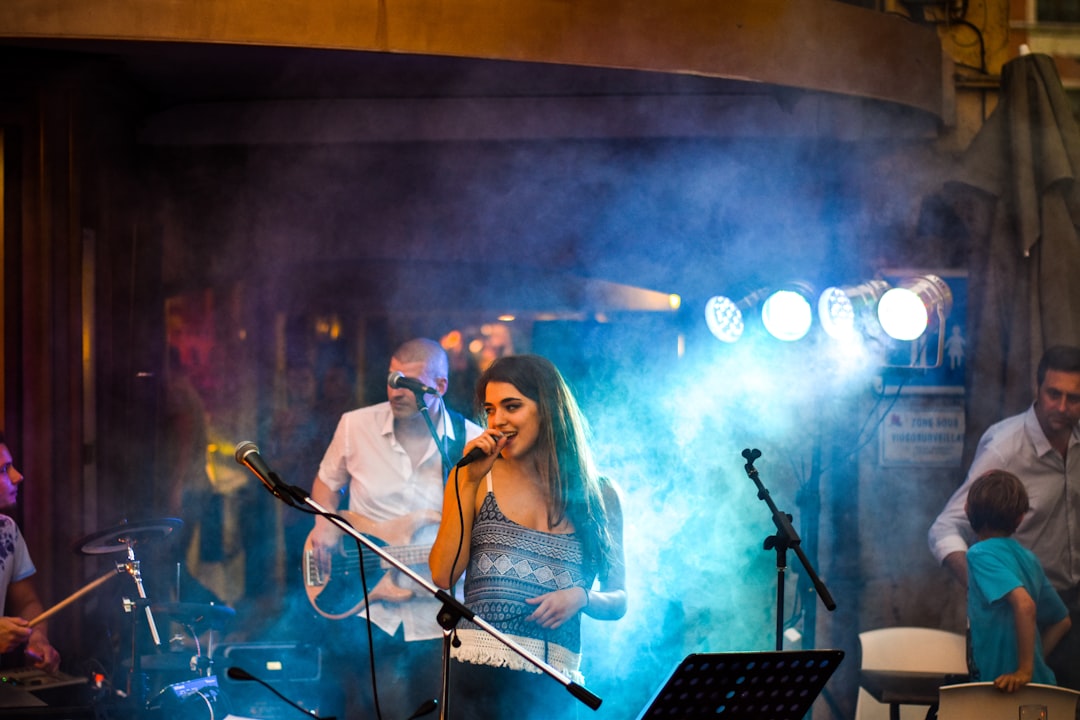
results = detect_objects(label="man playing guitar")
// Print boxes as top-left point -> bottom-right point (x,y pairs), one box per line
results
307,338 -> 481,719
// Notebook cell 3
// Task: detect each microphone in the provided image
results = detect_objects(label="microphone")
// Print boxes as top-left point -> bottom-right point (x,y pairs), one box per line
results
405,698 -> 438,719
454,432 -> 505,469
226,666 -> 336,720
234,441 -> 291,503
455,445 -> 489,469
225,666 -> 256,681
388,371 -> 439,395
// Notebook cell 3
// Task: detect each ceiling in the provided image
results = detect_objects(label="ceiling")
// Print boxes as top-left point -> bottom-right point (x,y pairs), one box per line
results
6,39 -> 763,104
1,30 -> 942,148
0,33 -> 946,316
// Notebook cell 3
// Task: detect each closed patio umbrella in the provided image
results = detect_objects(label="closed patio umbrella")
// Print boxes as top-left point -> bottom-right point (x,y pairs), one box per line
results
949,51 -> 1080,459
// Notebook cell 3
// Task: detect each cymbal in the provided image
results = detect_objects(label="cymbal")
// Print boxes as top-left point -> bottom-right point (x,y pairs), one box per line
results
75,518 -> 183,555
150,602 -> 236,630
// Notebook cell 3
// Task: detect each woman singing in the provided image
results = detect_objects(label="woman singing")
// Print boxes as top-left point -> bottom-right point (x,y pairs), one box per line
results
430,354 -> 626,720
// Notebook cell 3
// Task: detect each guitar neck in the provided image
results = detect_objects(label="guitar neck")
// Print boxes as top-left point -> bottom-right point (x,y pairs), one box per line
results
379,544 -> 431,568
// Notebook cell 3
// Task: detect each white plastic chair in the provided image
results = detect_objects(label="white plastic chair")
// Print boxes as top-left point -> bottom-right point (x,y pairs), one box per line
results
856,627 -> 969,720
938,681 -> 1080,720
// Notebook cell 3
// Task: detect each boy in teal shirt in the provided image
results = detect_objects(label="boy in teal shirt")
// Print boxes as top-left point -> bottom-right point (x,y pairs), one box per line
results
966,469 -> 1072,691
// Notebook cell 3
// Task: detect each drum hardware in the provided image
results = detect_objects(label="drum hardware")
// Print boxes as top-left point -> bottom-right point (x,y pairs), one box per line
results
149,601 -> 236,679
56,518 -> 242,718
70,518 -> 184,710
150,602 -> 235,632
28,517 -> 186,632
73,517 -> 187,663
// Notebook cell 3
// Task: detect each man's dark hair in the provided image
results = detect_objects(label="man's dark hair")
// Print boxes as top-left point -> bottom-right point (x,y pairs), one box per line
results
966,469 -> 1029,534
1037,345 -> 1080,386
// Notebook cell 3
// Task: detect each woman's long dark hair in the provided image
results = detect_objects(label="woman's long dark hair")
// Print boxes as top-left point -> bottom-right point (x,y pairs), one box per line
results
476,354 -> 614,574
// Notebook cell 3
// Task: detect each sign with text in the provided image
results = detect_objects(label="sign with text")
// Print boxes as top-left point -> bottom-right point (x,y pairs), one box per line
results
879,403 -> 965,467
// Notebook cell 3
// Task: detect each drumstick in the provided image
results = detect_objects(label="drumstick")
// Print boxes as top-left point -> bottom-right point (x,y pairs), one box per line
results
29,569 -> 120,627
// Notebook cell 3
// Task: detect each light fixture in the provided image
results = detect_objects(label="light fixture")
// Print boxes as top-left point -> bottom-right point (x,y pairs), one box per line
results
761,282 -> 815,342
706,274 -> 957,369
817,280 -> 891,339
704,288 -> 771,343
876,274 -> 953,342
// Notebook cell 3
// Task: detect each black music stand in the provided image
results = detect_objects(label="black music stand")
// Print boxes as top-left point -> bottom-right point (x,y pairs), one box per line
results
636,649 -> 844,720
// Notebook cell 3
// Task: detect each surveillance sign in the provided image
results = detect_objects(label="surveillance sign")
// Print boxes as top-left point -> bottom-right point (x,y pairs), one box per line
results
879,402 -> 965,467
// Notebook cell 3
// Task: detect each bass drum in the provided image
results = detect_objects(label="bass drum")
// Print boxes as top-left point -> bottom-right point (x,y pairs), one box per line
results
145,675 -> 231,720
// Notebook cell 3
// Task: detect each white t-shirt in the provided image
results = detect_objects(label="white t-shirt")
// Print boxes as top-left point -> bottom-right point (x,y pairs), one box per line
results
0,515 -> 36,616
318,401 -> 481,640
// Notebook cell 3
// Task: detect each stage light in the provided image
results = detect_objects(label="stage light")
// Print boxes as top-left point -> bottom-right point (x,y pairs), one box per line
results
704,288 -> 770,343
817,280 -> 891,339
876,274 -> 953,341
761,283 -> 815,342
705,295 -> 746,343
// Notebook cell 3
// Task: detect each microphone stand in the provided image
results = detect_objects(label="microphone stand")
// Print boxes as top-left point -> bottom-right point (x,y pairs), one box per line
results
227,666 -> 335,720
242,463 -> 603,720
740,448 -> 836,651
408,386 -> 458,719
406,388 -> 468,720
410,389 -> 453,471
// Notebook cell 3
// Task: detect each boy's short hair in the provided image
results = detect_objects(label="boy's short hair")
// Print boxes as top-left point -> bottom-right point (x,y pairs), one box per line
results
966,469 -> 1030,534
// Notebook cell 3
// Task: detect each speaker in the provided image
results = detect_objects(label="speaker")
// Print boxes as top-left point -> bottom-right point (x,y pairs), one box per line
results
216,642 -> 340,720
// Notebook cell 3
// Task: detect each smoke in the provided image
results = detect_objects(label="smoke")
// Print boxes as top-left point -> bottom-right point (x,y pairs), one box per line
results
566,321 -> 882,719
132,54 -> 931,718
197,316 -> 884,720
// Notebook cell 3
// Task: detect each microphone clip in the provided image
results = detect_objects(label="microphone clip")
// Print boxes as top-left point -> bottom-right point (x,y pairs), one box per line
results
741,448 -> 761,476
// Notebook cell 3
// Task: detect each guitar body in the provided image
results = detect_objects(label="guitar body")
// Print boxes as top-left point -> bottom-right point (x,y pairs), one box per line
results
303,509 -> 439,620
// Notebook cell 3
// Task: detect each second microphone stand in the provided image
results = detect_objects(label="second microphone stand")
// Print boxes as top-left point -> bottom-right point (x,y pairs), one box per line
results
741,448 -> 836,651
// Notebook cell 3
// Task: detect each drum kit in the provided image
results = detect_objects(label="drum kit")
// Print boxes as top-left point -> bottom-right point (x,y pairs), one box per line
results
51,517 -> 237,718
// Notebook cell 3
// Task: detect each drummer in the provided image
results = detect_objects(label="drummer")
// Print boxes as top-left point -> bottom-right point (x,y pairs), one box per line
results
0,431 -> 61,672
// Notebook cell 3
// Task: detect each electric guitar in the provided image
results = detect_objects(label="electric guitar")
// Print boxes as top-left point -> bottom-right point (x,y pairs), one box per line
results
303,509 -> 439,620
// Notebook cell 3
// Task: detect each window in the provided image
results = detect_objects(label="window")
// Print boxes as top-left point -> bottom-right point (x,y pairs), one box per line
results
1039,0 -> 1080,23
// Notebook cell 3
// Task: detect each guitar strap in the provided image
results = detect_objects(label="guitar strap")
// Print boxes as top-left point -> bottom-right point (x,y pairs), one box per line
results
442,408 -> 468,482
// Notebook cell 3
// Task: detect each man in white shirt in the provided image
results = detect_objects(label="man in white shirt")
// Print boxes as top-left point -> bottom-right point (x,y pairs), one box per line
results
309,338 -> 481,717
929,345 -> 1080,688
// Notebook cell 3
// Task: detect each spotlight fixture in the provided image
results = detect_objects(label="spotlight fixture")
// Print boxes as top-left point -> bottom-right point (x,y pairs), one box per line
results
876,274 -> 953,342
706,274 -> 957,370
704,288 -> 771,343
761,282 -> 815,342
817,280 -> 891,339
